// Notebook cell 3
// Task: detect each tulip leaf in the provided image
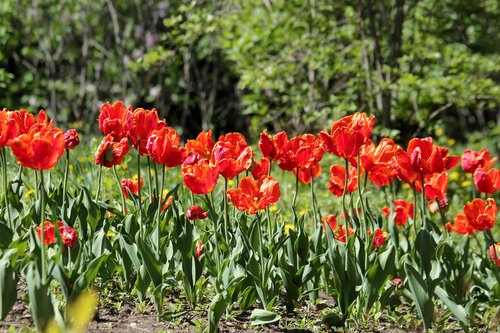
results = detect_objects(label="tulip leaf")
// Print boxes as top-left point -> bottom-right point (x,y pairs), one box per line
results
250,308 -> 281,326
0,253 -> 18,320
404,262 -> 434,330
435,286 -> 469,327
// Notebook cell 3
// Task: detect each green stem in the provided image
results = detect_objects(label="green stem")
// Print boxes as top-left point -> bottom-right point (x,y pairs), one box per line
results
342,158 -> 349,228
137,143 -> 143,238
256,212 -> 268,309
420,173 -> 427,230
113,165 -> 126,214
95,165 -> 102,201
223,178 -> 229,245
357,154 -> 367,233
1,148 -> 12,229
156,165 -> 166,253
292,168 -> 299,211
310,169 -> 318,226
412,182 -> 418,237
62,149 -> 70,215
39,170 -> 47,283
147,156 -> 153,202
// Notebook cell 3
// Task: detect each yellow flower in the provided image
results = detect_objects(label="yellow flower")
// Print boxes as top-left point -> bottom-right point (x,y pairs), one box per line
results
449,171 -> 460,182
402,183 -> 410,189
107,230 -> 116,239
447,138 -> 456,146
461,180 -> 471,187
299,208 -> 309,216
269,205 -> 278,212
435,128 -> 444,137
284,224 -> 295,234
24,189 -> 35,199
228,179 -> 234,187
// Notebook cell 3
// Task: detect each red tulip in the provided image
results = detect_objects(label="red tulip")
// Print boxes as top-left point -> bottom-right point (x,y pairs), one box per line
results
321,214 -> 337,234
335,225 -> 354,243
181,159 -> 219,195
278,134 -> 325,171
121,176 -> 144,199
0,109 -> 20,148
147,126 -> 187,167
328,164 -> 358,197
251,157 -> 270,180
127,108 -> 165,155
195,241 -> 204,259
445,213 -> 474,235
36,221 -> 56,246
12,109 -> 37,135
259,129 -> 288,162
473,167 -> 500,195
57,221 -> 78,248
94,135 -> 130,168
319,112 -> 374,158
381,200 -> 414,227
186,205 -> 208,220
359,138 -> 398,187
369,228 -> 388,248
64,129 -> 80,150
489,243 -> 500,268
211,132 -> 253,179
424,171 -> 448,208
461,149 -> 497,174
98,101 -> 130,140
226,176 -> 280,214
294,163 -> 322,185
463,198 -> 497,231
10,126 -> 65,170
185,130 -> 215,160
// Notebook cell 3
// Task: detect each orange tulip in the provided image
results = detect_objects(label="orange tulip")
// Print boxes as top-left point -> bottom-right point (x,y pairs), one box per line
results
185,130 -> 215,160
251,157 -> 270,180
94,135 -> 130,168
359,138 -> 398,187
370,228 -> 388,248
473,167 -> 500,195
328,164 -> 358,197
0,109 -> 20,148
294,163 -> 322,185
278,134 -> 325,171
445,213 -> 474,235
381,200 -> 414,227
98,101 -> 130,140
321,214 -> 337,234
181,158 -> 219,195
461,149 -> 497,174
127,107 -> 165,155
259,129 -> 288,162
463,198 -> 497,231
226,176 -> 280,214
36,221 -> 56,246
424,171 -> 448,208
147,126 -> 187,167
10,126 -> 65,170
335,225 -> 354,243
211,132 -> 253,179
121,176 -> 144,199
319,112 -> 374,158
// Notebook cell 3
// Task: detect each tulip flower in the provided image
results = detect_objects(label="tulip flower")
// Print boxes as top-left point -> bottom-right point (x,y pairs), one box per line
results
461,149 -> 497,174
226,176 -> 281,214
94,135 -> 130,168
58,221 -> 78,248
211,132 -> 253,179
36,221 -> 56,246
147,126 -> 187,167
258,129 -> 288,162
0,109 -> 20,148
121,176 -> 144,199
181,159 -> 219,195
127,107 -> 165,155
359,138 -> 398,187
445,213 -> 474,235
335,225 -> 354,243
185,130 -> 215,160
251,157 -> 270,180
64,129 -> 80,150
195,241 -> 204,259
489,243 -> 500,268
463,198 -> 497,231
328,164 -> 358,197
98,101 -> 130,140
321,214 -> 337,234
381,200 -> 414,227
278,134 -> 325,171
186,205 -> 208,220
319,112 -> 374,158
473,167 -> 500,195
370,228 -> 388,248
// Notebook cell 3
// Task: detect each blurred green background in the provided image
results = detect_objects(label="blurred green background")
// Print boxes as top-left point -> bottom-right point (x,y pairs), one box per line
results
0,0 -> 498,142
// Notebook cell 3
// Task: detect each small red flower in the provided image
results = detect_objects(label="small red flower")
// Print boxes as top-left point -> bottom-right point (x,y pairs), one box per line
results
98,101 -> 130,140
36,221 -> 56,246
181,159 -> 219,195
57,221 -> 78,248
186,205 -> 208,220
335,225 -> 354,243
258,129 -> 288,162
64,129 -> 80,150
328,164 -> 358,197
10,126 -> 65,170
278,134 -> 325,171
94,135 -> 130,168
321,214 -> 337,234
489,243 -> 500,268
390,278 -> 403,287
445,213 -> 474,235
473,167 -> 500,195
381,200 -> 414,227
227,176 -> 280,214
424,171 -> 448,208
251,157 -> 270,180
369,228 -> 388,248
294,163 -> 322,185
461,149 -> 497,174
121,176 -> 144,199
0,109 -> 20,148
211,132 -> 253,179
463,198 -> 497,231
185,130 -> 215,160
359,138 -> 398,187
195,241 -> 204,259
319,112 -> 374,158
147,126 -> 187,167
127,108 -> 165,155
